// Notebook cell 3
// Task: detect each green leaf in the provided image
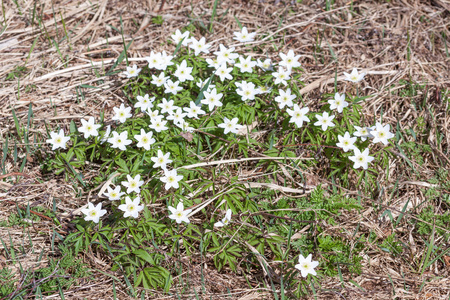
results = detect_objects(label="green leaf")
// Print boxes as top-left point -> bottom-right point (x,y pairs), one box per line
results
116,158 -> 130,173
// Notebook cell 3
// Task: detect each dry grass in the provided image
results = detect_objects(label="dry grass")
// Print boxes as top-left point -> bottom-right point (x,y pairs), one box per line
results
0,0 -> 449,298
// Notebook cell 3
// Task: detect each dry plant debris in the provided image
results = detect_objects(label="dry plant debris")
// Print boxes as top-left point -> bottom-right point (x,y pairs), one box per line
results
0,0 -> 449,299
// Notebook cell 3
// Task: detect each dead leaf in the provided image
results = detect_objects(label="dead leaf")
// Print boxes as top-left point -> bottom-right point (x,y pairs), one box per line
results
180,132 -> 193,142
444,255 -> 450,268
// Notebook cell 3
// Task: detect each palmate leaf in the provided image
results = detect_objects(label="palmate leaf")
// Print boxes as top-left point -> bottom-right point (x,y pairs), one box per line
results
135,267 -> 172,291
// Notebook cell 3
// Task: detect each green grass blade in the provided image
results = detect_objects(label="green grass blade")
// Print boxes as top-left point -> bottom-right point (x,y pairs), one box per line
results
420,224 -> 435,274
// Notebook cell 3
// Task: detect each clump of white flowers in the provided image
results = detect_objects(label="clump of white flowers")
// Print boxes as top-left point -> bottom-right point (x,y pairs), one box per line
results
44,25 -> 396,281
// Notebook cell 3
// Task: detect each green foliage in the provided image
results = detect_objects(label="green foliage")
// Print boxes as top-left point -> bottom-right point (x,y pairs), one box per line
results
399,141 -> 431,166
417,206 -> 450,236
32,244 -> 91,293
379,233 -> 404,256
6,66 -> 28,80
151,15 -> 164,25
0,268 -> 16,297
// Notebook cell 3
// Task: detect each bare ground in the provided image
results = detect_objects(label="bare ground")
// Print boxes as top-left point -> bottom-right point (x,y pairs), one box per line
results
1,0 -> 450,298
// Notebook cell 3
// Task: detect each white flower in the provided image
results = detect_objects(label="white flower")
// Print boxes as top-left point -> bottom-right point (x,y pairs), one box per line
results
134,129 -> 156,150
189,37 -> 211,56
104,185 -> 125,201
168,202 -> 192,224
151,72 -> 169,87
81,202 -> 107,223
184,101 -> 205,119
328,92 -> 348,113
124,64 -> 141,78
234,55 -> 257,73
286,105 -> 310,128
215,63 -> 233,82
272,67 -> 291,86
174,60 -> 194,82
171,29 -> 191,46
118,196 -> 144,218
151,150 -> 173,169
233,26 -> 256,43
236,81 -> 258,101
206,57 -> 226,70
314,112 -> 335,131
146,109 -> 160,119
214,209 -> 232,227
149,116 -> 169,133
336,132 -> 357,152
135,94 -> 154,111
157,51 -> 174,70
201,88 -> 223,111
295,254 -> 319,278
78,117 -> 101,139
166,107 -> 187,125
158,98 -> 177,115
353,126 -> 373,142
349,148 -> 374,170
275,88 -> 296,109
214,44 -> 239,64
164,79 -> 183,95
146,51 -> 162,69
100,125 -> 111,144
343,68 -> 366,83
279,50 -> 301,70
218,117 -> 243,134
176,120 -> 195,132
122,174 -> 144,194
371,122 -> 394,145
112,103 -> 132,123
160,169 -> 183,190
46,129 -> 70,150
257,58 -> 273,71
107,131 -> 132,151
258,85 -> 272,94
